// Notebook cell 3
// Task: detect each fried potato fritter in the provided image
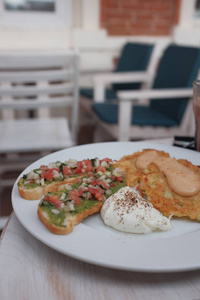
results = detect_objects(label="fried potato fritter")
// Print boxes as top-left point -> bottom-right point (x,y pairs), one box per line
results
115,149 -> 200,222
139,159 -> 200,220
114,149 -> 170,186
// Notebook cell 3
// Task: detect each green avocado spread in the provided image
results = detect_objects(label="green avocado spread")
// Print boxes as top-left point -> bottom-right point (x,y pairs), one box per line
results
40,199 -> 99,228
40,180 -> 126,228
40,206 -> 67,227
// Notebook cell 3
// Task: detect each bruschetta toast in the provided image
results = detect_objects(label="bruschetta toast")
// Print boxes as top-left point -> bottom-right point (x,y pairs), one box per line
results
18,159 -> 80,200
18,158 -> 124,200
38,170 -> 126,234
18,176 -> 79,200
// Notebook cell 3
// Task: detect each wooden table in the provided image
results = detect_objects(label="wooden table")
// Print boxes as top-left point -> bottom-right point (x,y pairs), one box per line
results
1,213 -> 200,300
1,139 -> 200,300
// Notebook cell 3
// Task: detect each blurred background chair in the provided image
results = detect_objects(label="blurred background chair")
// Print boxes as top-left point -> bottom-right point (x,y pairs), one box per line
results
80,42 -> 155,114
0,51 -> 79,228
91,44 -> 200,141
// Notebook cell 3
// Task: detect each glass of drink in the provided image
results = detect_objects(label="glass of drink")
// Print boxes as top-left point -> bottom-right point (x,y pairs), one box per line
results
193,80 -> 200,151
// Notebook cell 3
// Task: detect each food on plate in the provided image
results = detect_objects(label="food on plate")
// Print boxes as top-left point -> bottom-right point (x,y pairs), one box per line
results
114,149 -> 170,186
17,147 -> 200,236
38,168 -> 126,234
137,151 -> 200,197
18,158 -> 125,200
116,149 -> 200,222
101,186 -> 172,234
139,157 -> 200,221
18,176 -> 78,201
18,159 -> 81,200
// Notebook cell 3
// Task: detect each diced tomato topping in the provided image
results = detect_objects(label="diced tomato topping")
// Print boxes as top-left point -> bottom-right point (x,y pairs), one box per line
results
63,166 -> 69,176
87,166 -> 93,173
29,179 -> 35,184
100,158 -> 112,163
78,187 -> 84,196
44,195 -> 50,201
70,190 -> 81,205
96,165 -> 106,173
82,160 -> 93,172
40,169 -> 54,181
39,166 -> 59,180
88,186 -> 99,194
110,183 -> 115,187
95,191 -> 104,201
77,162 -> 83,168
44,195 -> 62,208
88,186 -> 104,201
74,167 -> 83,174
116,176 -> 123,182
71,195 -> 81,205
90,180 -> 98,186
97,180 -> 109,189
46,173 -> 54,181
40,165 -> 48,171
73,189 -> 79,196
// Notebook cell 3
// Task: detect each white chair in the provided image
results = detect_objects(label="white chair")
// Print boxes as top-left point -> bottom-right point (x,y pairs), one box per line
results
79,42 -> 158,127
0,51 -> 79,229
117,88 -> 194,141
91,45 -> 199,141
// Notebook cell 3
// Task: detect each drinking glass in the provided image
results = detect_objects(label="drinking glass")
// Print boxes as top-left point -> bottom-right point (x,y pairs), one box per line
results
193,80 -> 200,151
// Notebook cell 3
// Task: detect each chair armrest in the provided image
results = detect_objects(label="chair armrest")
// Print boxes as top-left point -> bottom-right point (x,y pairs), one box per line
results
117,88 -> 193,142
93,71 -> 152,102
117,88 -> 193,101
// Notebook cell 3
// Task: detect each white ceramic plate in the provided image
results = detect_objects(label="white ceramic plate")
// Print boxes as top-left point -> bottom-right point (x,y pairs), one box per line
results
12,142 -> 200,272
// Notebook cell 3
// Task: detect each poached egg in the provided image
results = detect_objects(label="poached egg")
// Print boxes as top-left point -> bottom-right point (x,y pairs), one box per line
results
101,187 -> 172,234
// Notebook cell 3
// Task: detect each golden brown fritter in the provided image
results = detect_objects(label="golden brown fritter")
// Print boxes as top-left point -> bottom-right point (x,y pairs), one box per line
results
114,149 -> 170,186
139,159 -> 200,221
115,149 -> 200,222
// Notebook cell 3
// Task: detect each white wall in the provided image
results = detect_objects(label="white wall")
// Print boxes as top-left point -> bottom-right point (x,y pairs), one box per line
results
173,0 -> 200,46
0,0 -> 171,86
0,29 -> 71,51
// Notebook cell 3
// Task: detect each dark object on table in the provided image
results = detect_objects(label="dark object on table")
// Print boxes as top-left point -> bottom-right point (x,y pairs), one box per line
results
173,136 -> 195,150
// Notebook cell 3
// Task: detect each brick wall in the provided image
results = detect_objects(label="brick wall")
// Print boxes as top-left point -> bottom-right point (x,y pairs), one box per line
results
100,0 -> 180,36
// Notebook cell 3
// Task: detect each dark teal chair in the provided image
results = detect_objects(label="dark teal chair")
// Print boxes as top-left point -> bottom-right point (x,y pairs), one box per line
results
92,44 -> 200,141
80,42 -> 154,102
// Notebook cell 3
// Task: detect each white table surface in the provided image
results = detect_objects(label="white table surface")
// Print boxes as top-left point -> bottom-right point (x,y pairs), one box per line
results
1,138 -> 200,300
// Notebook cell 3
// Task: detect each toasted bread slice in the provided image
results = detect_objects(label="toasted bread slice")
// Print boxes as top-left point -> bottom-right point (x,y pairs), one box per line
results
18,177 -> 79,200
37,174 -> 127,234
38,200 -> 103,235
18,157 -> 125,201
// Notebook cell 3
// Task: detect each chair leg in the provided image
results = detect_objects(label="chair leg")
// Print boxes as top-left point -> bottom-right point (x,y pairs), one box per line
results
79,96 -> 95,127
93,125 -> 114,143
0,186 -> 9,230
0,216 -> 8,230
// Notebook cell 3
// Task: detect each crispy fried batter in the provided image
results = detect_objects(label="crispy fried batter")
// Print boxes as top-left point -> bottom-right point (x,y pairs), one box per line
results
139,159 -> 200,221
116,149 -> 200,222
114,149 -> 170,186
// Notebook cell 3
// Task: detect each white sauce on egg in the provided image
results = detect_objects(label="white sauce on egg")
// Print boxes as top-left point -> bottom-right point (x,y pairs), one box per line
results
101,187 -> 172,234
